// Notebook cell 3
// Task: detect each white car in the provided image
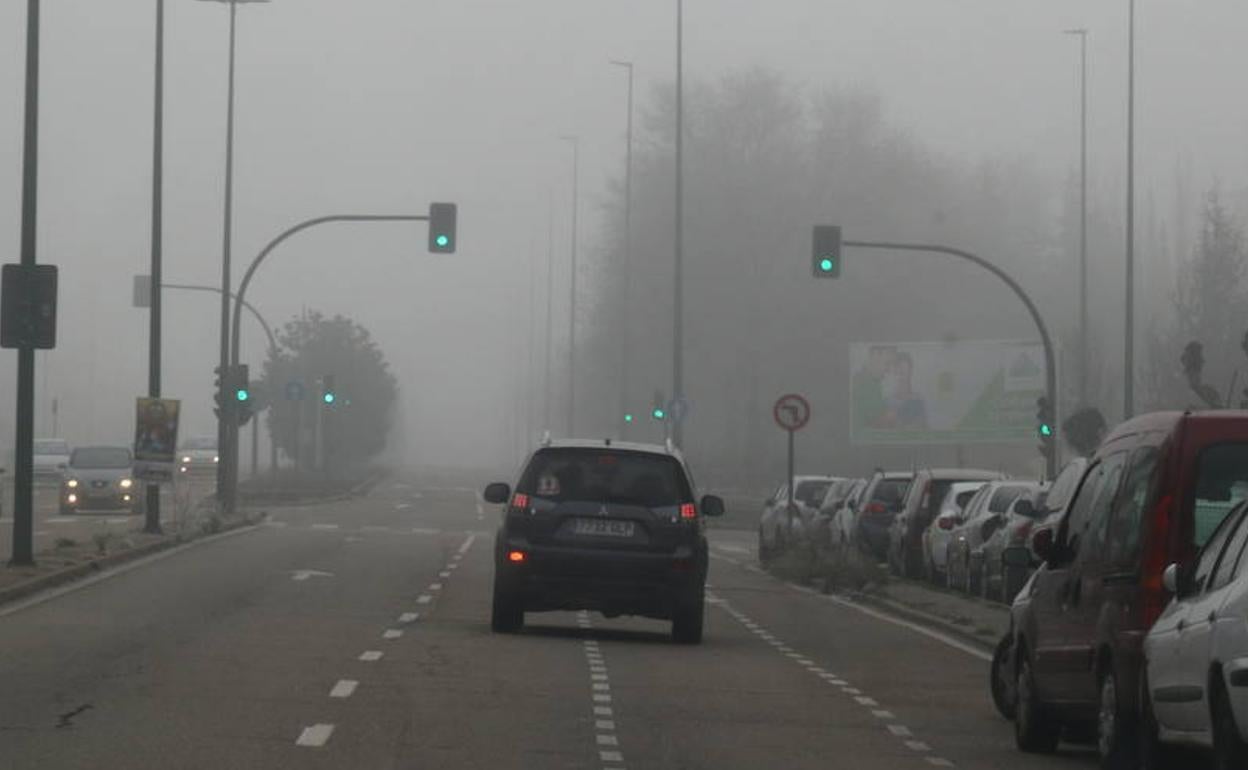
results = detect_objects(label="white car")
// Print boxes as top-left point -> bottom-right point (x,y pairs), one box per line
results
33,438 -> 71,480
177,436 -> 219,475
758,475 -> 839,563
919,481 -> 987,583
1143,499 -> 1248,768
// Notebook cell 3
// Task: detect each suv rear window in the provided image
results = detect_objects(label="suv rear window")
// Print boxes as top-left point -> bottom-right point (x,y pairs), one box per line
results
518,448 -> 692,509
1192,443 -> 1248,546
871,478 -> 910,507
795,481 -> 832,507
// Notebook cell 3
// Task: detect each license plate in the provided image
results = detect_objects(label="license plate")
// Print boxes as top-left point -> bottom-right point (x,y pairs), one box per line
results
573,518 -> 635,538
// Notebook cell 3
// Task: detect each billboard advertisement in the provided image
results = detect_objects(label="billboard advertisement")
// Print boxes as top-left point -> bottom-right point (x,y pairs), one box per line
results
134,397 -> 181,481
849,340 -> 1045,445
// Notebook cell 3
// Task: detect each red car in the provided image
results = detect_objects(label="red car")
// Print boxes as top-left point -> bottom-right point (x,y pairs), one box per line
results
1004,411 -> 1248,769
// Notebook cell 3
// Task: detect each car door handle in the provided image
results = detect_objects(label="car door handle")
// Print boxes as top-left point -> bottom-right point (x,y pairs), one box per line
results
1177,619 -> 1186,632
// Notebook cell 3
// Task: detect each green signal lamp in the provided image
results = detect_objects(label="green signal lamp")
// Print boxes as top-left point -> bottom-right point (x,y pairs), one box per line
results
652,407 -> 666,420
323,392 -> 336,405
624,413 -> 634,423
818,257 -> 836,273
1039,423 -> 1053,438
235,388 -> 250,402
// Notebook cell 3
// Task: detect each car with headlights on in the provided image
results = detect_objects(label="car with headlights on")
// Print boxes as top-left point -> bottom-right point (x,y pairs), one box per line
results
177,436 -> 219,475
61,446 -> 140,515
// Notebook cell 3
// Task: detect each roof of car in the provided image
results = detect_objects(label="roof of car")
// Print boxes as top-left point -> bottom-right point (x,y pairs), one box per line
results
914,468 -> 1006,480
537,438 -> 683,460
1106,409 -> 1248,443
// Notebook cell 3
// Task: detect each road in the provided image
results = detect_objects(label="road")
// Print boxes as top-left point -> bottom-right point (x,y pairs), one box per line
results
0,476 -> 216,557
0,475 -> 1098,770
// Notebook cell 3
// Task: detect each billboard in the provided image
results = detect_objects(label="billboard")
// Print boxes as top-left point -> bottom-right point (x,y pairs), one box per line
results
134,397 -> 181,481
849,340 -> 1045,445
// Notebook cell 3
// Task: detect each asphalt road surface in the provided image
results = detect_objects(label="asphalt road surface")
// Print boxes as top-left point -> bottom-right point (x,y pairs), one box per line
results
0,474 -> 1098,770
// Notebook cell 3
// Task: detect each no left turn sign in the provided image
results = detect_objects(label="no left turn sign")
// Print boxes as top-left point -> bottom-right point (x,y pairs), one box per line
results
773,393 -> 811,432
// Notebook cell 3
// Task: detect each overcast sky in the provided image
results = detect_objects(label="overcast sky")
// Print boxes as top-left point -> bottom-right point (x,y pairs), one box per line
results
2,1 -> 1246,469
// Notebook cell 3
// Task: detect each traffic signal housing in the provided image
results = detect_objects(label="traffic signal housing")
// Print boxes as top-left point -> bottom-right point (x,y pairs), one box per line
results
1036,396 -> 1055,456
812,225 -> 842,278
213,365 -> 227,419
231,364 -> 253,427
428,203 -> 457,254
321,374 -> 337,406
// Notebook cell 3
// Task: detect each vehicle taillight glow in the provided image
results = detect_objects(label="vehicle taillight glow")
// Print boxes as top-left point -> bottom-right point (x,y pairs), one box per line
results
1142,493 -> 1175,627
937,517 -> 954,530
680,503 -> 697,520
865,501 -> 886,515
510,493 -> 530,512
1012,520 -> 1034,544
507,550 -> 526,563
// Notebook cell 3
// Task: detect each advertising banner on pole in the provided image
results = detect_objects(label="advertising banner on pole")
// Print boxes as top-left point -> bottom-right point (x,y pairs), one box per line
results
849,340 -> 1044,445
134,397 -> 181,481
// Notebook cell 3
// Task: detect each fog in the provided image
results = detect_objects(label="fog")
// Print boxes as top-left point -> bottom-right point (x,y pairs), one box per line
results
3,1 -> 1248,480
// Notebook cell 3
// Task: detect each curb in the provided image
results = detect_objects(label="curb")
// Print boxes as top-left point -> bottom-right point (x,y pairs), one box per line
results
845,587 -> 1004,654
0,513 -> 262,609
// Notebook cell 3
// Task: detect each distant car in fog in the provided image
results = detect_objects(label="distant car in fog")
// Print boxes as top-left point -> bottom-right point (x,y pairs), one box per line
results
887,467 -> 1006,579
33,438 -> 71,480
854,471 -> 914,561
920,480 -> 988,583
178,436 -> 219,475
60,446 -> 139,515
758,475 -> 840,563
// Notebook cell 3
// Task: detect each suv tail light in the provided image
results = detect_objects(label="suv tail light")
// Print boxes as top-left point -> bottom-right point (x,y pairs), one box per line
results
510,493 -> 530,514
1011,520 -> 1034,545
1141,493 -> 1175,627
865,501 -> 886,515
680,503 -> 697,520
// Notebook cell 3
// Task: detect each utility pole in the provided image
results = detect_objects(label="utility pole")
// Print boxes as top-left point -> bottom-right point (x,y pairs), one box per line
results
611,59 -> 635,436
672,0 -> 686,447
1124,0 -> 1137,419
145,0 -> 166,534
560,136 -> 579,437
10,0 -> 41,566
544,190 -> 555,433
1064,28 -> 1089,407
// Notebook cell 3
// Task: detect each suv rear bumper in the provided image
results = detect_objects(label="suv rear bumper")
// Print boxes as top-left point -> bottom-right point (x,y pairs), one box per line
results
496,539 -> 705,620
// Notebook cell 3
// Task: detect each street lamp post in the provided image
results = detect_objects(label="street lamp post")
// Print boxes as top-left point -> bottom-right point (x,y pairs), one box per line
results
144,0 -> 166,534
1124,0 -> 1137,419
544,190 -> 555,433
560,136 -> 579,438
197,0 -> 268,514
672,0 -> 686,447
611,59 -> 635,436
1064,28 -> 1089,407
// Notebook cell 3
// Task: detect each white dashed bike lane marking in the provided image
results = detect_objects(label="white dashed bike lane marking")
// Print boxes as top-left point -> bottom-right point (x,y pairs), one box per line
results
577,611 -> 627,770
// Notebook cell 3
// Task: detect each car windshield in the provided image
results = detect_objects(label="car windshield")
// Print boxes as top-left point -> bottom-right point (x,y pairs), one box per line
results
34,440 -> 69,455
1193,443 -> 1248,546
518,448 -> 691,509
181,438 -> 216,450
69,448 -> 132,469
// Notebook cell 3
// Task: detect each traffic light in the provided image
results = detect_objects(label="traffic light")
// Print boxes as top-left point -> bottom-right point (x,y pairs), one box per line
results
812,225 -> 842,278
651,406 -> 666,420
321,374 -> 337,406
213,365 -> 227,419
231,364 -> 253,426
1036,396 -> 1055,455
428,202 -> 457,254
624,413 -> 634,423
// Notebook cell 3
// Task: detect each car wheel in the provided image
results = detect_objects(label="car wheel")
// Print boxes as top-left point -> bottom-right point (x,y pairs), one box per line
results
991,634 -> 1016,720
1097,665 -> 1138,770
1211,675 -> 1248,770
671,593 -> 705,645
1015,653 -> 1061,753
490,574 -> 523,634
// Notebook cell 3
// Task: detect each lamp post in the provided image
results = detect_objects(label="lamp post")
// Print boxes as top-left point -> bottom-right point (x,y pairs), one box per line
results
672,0 -> 686,446
611,59 -> 635,436
1064,28 -> 1089,407
1124,0 -> 1137,419
144,0 -> 167,534
560,135 -> 580,438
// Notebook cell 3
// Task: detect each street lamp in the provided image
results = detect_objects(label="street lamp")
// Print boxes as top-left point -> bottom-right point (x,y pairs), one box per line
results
610,59 -> 635,436
1064,28 -> 1089,407
195,0 -> 269,513
560,135 -> 579,438
672,0 -> 686,446
1123,0 -> 1137,419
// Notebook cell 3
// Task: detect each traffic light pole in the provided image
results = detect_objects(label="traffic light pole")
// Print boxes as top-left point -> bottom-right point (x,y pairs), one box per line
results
843,240 -> 1058,478
144,0 -> 166,535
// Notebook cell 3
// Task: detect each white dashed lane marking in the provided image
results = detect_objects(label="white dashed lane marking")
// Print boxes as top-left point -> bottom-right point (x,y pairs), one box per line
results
416,595 -> 432,605
359,651 -> 383,662
295,724 -> 334,747
329,680 -> 358,698
708,590 -> 955,767
578,612 -> 626,770
382,629 -> 403,640
398,612 -> 419,623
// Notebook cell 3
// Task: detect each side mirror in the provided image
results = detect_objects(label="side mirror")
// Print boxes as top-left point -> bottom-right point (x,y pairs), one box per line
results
1031,527 -> 1055,563
483,482 -> 511,505
1162,563 -> 1178,594
1014,499 -> 1035,517
700,494 -> 725,517
1002,545 -> 1032,568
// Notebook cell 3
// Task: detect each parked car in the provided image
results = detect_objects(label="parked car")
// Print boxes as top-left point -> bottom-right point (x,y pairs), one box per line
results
946,481 -> 1030,594
979,483 -> 1049,603
851,471 -> 913,561
920,481 -> 989,583
888,468 -> 1006,579
1006,410 -> 1248,768
33,438 -> 71,480
1142,498 -> 1248,769
758,475 -> 840,564
812,477 -> 868,561
482,438 -> 725,643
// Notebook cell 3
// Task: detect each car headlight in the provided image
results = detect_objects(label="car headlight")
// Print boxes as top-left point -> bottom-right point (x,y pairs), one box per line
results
182,456 -> 191,463
66,493 -> 78,504
120,478 -> 133,489
66,479 -> 79,489
213,456 -> 219,463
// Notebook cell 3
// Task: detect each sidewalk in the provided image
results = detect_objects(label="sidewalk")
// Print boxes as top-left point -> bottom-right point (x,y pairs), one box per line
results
860,578 -> 1010,651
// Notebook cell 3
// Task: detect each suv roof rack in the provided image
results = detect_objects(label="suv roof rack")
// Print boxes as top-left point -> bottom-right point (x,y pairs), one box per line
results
540,430 -> 553,447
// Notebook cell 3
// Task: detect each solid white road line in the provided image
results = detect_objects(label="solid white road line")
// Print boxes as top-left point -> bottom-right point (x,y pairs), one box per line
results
329,680 -> 358,698
295,724 -> 335,747
359,651 -> 383,662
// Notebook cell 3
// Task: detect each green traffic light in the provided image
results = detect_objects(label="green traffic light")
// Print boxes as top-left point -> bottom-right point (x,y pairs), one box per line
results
235,388 -> 249,402
819,257 -> 835,272
652,408 -> 665,420
435,234 -> 450,248
323,393 -> 336,405
1039,423 -> 1053,437
624,413 -> 634,423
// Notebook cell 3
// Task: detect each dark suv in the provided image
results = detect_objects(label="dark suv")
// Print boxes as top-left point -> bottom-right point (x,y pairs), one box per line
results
1005,411 -> 1248,768
483,440 -> 725,644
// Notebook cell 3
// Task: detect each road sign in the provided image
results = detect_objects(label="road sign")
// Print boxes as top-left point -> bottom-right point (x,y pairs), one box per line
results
773,393 -> 811,432
134,397 -> 181,482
